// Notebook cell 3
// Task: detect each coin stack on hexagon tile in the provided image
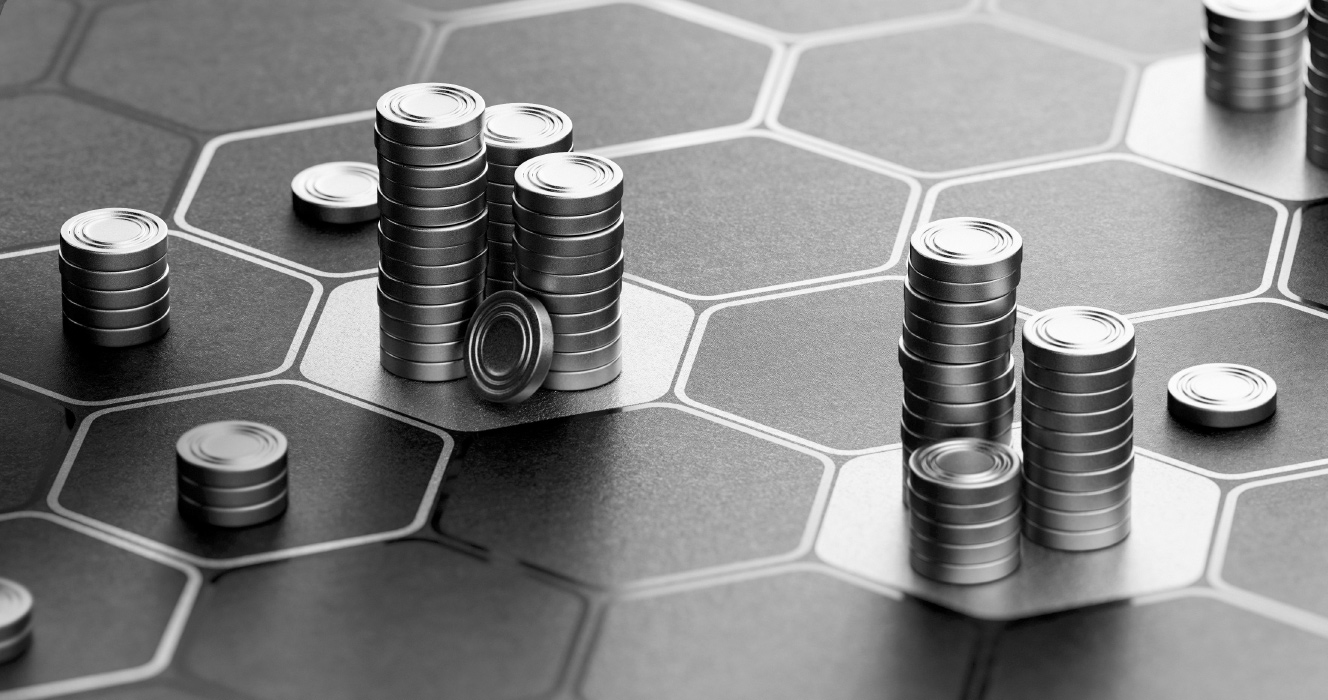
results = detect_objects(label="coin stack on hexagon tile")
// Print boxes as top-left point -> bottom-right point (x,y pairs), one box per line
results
59,207 -> 172,348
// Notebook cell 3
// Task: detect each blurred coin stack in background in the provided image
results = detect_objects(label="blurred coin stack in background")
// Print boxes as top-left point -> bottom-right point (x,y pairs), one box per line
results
1202,0 -> 1305,112
176,421 -> 290,529
513,152 -> 626,391
58,208 -> 171,348
0,578 -> 34,664
481,103 -> 574,296
1310,0 -> 1328,166
1020,307 -> 1135,551
899,218 -> 1022,478
907,439 -> 1023,585
374,83 -> 489,382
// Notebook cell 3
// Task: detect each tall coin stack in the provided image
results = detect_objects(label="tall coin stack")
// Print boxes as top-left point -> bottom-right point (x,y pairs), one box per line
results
481,103 -> 574,296
1020,307 -> 1135,552
374,83 -> 489,382
907,439 -> 1022,585
176,421 -> 290,529
1202,0 -> 1305,112
899,218 -> 1022,478
58,208 -> 171,348
1309,0 -> 1328,167
513,152 -> 625,391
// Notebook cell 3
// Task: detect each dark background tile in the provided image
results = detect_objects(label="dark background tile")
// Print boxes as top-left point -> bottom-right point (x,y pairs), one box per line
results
1223,476 -> 1328,617
0,0 -> 73,87
0,388 -> 69,512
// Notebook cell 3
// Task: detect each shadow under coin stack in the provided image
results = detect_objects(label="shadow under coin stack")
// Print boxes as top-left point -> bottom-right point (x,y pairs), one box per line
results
1310,0 -> 1328,167
907,439 -> 1022,585
1021,306 -> 1135,552
374,83 -> 489,382
0,578 -> 33,664
176,420 -> 290,529
481,103 -> 574,295
513,152 -> 626,391
1202,0 -> 1305,112
58,208 -> 171,348
899,218 -> 1022,474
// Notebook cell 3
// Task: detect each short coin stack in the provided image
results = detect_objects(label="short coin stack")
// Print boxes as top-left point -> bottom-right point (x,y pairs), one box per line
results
907,439 -> 1023,585
1202,0 -> 1305,112
176,421 -> 290,529
374,83 -> 490,382
1021,307 -> 1135,551
513,152 -> 626,391
481,103 -> 574,296
899,218 -> 1022,473
0,578 -> 33,665
1309,0 -> 1328,166
59,208 -> 171,348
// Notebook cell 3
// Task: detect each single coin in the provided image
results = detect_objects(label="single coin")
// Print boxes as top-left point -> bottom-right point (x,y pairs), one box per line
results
902,422 -> 1010,458
60,208 -> 169,272
1023,306 -> 1135,373
907,485 -> 1021,525
515,275 -> 622,315
906,263 -> 1020,303
1022,476 -> 1131,513
1021,395 -> 1133,433
378,311 -> 467,344
177,470 -> 288,509
464,290 -> 553,403
1205,56 -> 1302,90
377,83 -> 485,146
482,103 -> 574,165
1023,517 -> 1130,552
910,529 -> 1020,566
903,382 -> 1016,425
515,152 -> 623,216
486,278 -> 516,295
903,360 -> 1015,404
554,314 -> 621,353
378,229 -> 486,267
897,338 -> 1012,385
178,489 -> 288,529
550,336 -> 622,372
1022,434 -> 1134,473
1204,0 -> 1306,26
1167,363 -> 1277,428
543,354 -> 623,391
488,258 -> 515,280
377,286 -> 480,325
900,403 -> 1014,440
61,267 -> 169,310
907,438 -> 1022,505
903,306 -> 1017,345
176,420 -> 288,488
487,181 -> 515,206
58,253 -> 167,292
0,628 -> 32,665
904,282 -> 1016,325
380,328 -> 466,363
1023,353 -> 1135,393
1205,16 -> 1307,49
1023,456 -> 1134,493
378,265 -> 485,305
490,201 -> 515,224
488,221 -> 516,243
909,507 -> 1021,546
910,548 -> 1020,585
488,161 -> 518,185
375,147 -> 487,189
291,162 -> 379,225
514,237 -> 621,275
1205,79 -> 1300,111
514,198 -> 623,236
374,129 -> 483,167
62,309 -> 169,348
380,347 -> 467,382
1202,34 -> 1301,70
1024,496 -> 1131,532
909,217 -> 1023,283
1022,414 -> 1134,453
0,578 -> 34,641
377,191 -> 486,229
379,210 -> 487,249
380,248 -> 487,286
378,164 -> 488,208
548,298 -> 621,335
901,324 -> 1013,364
62,290 -> 170,330
516,253 -> 624,295
1022,374 -> 1132,414
515,216 -> 625,257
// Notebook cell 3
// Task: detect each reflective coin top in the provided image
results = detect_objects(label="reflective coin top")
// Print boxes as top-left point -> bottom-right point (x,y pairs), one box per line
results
1022,306 -> 1135,373
482,103 -> 574,165
1168,363 -> 1278,428
465,290 -> 554,404
908,438 -> 1021,504
376,83 -> 486,146
909,217 -> 1023,282
60,208 -> 169,271
1204,0 -> 1306,23
0,578 -> 32,639
176,421 -> 288,486
291,162 -> 379,224
514,152 -> 624,216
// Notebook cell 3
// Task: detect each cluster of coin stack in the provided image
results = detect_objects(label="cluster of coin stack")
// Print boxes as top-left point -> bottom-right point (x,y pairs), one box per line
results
906,439 -> 1023,585
1310,1 -> 1328,166
0,578 -> 33,664
899,217 -> 1023,474
1203,0 -> 1305,112
176,421 -> 290,529
1020,307 -> 1135,551
58,208 -> 172,348
374,83 -> 491,382
481,103 -> 574,295
513,152 -> 626,391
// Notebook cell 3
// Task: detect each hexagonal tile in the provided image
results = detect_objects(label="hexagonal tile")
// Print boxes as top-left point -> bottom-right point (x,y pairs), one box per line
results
180,115 -> 378,276
0,233 -> 317,406
430,4 -> 771,149
1220,469 -> 1328,618
688,0 -> 972,34
583,568 -> 980,700
183,540 -> 582,700
1282,204 -> 1328,307
0,0 -> 73,87
615,134 -> 916,298
0,513 -> 197,698
0,94 -> 191,250
68,0 -> 422,132
438,405 -> 830,587
0,390 -> 68,513
816,447 -> 1219,620
50,381 -> 449,567
300,279 -> 693,432
986,593 -> 1328,699
996,0 -> 1197,56
778,20 -> 1127,175
55,685 -> 207,700
926,155 -> 1281,315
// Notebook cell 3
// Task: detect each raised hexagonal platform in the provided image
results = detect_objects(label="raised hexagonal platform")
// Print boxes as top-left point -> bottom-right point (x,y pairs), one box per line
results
1280,205 -> 1328,308
0,389 -> 68,514
0,0 -> 72,87
688,0 -> 973,34
995,0 -> 1196,57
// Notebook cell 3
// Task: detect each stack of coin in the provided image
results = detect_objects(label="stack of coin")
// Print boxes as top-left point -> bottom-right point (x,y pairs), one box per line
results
1310,0 -> 1328,166
1021,307 -> 1134,552
513,152 -> 625,391
899,217 -> 1022,473
481,103 -> 574,296
1202,0 -> 1305,112
907,439 -> 1022,585
176,421 -> 289,529
58,208 -> 171,348
374,83 -> 489,382
0,578 -> 33,665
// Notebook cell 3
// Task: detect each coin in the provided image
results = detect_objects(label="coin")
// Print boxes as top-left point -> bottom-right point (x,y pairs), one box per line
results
1022,414 -> 1133,453
1021,373 -> 1132,413
62,309 -> 170,348
1022,306 -> 1134,373
543,354 -> 623,391
380,347 -> 467,382
375,147 -> 487,188
1021,434 -> 1134,473
291,162 -> 379,224
378,211 -> 487,249
61,267 -> 169,310
463,290 -> 553,403
378,265 -> 485,305
377,191 -> 486,229
376,83 -> 485,146
378,165 -> 488,208
1021,395 -> 1133,433
906,263 -> 1020,303
62,289 -> 170,329
1023,496 -> 1130,532
1023,517 -> 1130,552
1167,363 -> 1277,428
377,286 -> 480,325
907,438 -> 1022,505
481,103 -> 574,165
515,153 -> 624,217
374,129 -> 483,167
897,337 -> 1011,384
1022,456 -> 1134,492
380,329 -> 466,363
909,548 -> 1019,585
178,489 -> 288,529
379,248 -> 487,286
908,217 -> 1023,283
1022,476 -> 1131,512
176,420 -> 288,488
60,208 -> 169,272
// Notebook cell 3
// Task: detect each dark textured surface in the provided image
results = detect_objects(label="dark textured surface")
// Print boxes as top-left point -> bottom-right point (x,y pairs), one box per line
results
1224,475 -> 1328,617
584,570 -> 979,700
187,119 -> 378,274
0,388 -> 69,512
987,596 -> 1328,700
59,383 -> 444,560
0,94 -> 191,251
0,0 -> 71,87
997,0 -> 1197,57
0,517 -> 188,691
929,159 -> 1277,315
184,541 -> 582,700
780,22 -> 1126,173
617,135 -> 909,296
1286,204 -> 1328,308
432,4 -> 770,149
1134,301 -> 1328,475
0,236 -> 313,403
691,0 -> 971,33
439,407 -> 825,585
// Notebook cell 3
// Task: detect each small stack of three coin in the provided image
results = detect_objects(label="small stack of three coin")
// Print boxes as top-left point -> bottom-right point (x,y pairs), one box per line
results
58,208 -> 171,348
176,421 -> 290,529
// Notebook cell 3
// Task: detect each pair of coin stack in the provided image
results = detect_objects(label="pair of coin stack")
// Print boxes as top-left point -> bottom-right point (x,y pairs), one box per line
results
374,83 -> 490,382
899,218 -> 1023,472
482,103 -> 574,296
907,439 -> 1023,585
0,578 -> 33,664
1202,0 -> 1305,112
58,208 -> 172,348
1309,1 -> 1328,167
513,152 -> 626,391
176,420 -> 290,529
1020,307 -> 1135,551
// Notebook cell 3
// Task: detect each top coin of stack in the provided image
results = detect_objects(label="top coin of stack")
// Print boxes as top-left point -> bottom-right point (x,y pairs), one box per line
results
58,208 -> 172,348
481,103 -> 574,296
899,218 -> 1022,480
0,578 -> 33,665
374,83 -> 489,383
1308,0 -> 1328,166
1202,0 -> 1306,112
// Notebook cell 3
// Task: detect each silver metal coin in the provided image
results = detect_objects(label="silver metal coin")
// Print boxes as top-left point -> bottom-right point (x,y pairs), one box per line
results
58,252 -> 167,292
903,305 -> 1017,345
378,211 -> 487,249
489,201 -> 515,224
1022,353 -> 1135,393
514,198 -> 624,237
62,309 -> 169,348
1022,434 -> 1134,473
1205,16 -> 1306,52
178,489 -> 288,529
553,315 -> 621,353
176,420 -> 288,489
62,289 -> 169,329
379,165 -> 488,209
907,486 -> 1021,525
377,191 -> 486,229
486,278 -> 516,295
378,311 -> 468,345
903,382 -> 1016,425
379,248 -> 487,286
907,438 -> 1022,505
1022,414 -> 1134,453
0,578 -> 34,643
1021,373 -> 1131,413
1022,456 -> 1134,493
60,208 -> 169,272
1021,395 -> 1133,433
909,548 -> 1019,585
515,216 -> 625,257
904,360 -> 1015,404
378,229 -> 486,267
380,328 -> 466,363
487,221 -> 516,244
0,628 -> 32,666
906,263 -> 1020,303
1206,78 -> 1301,110
464,290 -> 553,403
380,347 -> 467,382
908,217 -> 1023,283
488,161 -> 518,185
1203,34 -> 1301,70
910,529 -> 1020,566
514,237 -> 621,275
487,181 -> 515,206
1022,306 -> 1134,373
1167,363 -> 1277,428
377,285 -> 480,325
1204,0 -> 1306,33
909,507 -> 1021,545
178,469 -> 288,509
375,147 -> 487,188
1205,56 -> 1303,89
904,282 -> 1016,325
291,162 -> 379,225
374,129 -> 483,168
1023,516 -> 1130,552
481,103 -> 574,166
543,354 -> 623,391
548,298 -> 620,335
61,267 -> 169,310
900,403 -> 1014,440
514,275 -> 622,315
897,337 -> 1012,385
550,336 -> 622,372
901,324 -> 1013,364
1022,476 -> 1131,512
516,253 -> 624,295
376,83 -> 485,147
515,152 -> 624,216
378,265 -> 485,305
1023,496 -> 1131,532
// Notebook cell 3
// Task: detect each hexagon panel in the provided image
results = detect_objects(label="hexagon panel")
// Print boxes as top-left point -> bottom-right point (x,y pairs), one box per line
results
688,0 -> 972,34
996,0 -> 1197,56
1282,204 -> 1328,307
0,389 -> 68,513
1221,470 -> 1328,619
0,0 -> 73,87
